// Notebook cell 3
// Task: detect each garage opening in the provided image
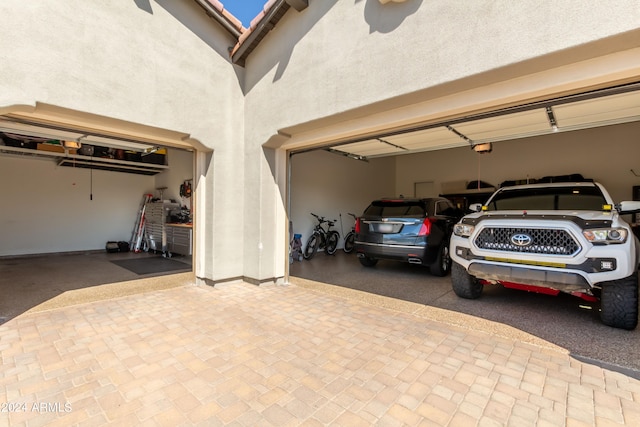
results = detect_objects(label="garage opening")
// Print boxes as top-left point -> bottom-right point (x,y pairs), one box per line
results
0,118 -> 195,324
285,81 -> 640,374
288,81 -> 640,257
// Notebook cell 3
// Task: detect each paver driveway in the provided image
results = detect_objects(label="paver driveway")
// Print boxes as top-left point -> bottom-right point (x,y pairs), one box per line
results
1,279 -> 640,426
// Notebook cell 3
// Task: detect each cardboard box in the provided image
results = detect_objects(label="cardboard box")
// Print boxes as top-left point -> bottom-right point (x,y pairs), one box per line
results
37,143 -> 64,153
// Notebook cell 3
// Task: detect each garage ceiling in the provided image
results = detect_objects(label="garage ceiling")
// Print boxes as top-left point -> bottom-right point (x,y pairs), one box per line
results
325,83 -> 640,160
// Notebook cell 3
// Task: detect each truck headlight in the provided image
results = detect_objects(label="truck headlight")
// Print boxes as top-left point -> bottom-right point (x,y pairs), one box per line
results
583,228 -> 628,244
454,223 -> 475,237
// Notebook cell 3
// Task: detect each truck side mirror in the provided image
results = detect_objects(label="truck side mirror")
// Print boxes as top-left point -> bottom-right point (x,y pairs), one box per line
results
469,203 -> 483,212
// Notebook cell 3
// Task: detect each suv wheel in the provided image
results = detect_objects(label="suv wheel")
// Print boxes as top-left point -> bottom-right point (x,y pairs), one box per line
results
430,242 -> 451,277
358,255 -> 378,267
451,262 -> 483,299
600,274 -> 638,330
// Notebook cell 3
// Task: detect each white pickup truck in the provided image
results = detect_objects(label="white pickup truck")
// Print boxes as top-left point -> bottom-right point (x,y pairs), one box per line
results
450,181 -> 640,329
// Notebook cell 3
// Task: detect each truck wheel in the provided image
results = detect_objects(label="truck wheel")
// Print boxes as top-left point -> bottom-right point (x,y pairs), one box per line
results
451,262 -> 482,299
430,242 -> 451,277
358,255 -> 378,267
600,274 -> 638,330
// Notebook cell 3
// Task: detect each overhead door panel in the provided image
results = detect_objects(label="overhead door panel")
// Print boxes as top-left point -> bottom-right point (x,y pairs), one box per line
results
454,109 -> 551,143
329,139 -> 405,157
554,90 -> 640,130
385,127 -> 465,152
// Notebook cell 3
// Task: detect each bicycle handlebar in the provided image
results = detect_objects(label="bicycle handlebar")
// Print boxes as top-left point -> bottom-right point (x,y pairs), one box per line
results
311,213 -> 336,226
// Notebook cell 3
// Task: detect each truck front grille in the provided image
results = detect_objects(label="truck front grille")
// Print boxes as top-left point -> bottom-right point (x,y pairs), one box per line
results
474,227 -> 580,256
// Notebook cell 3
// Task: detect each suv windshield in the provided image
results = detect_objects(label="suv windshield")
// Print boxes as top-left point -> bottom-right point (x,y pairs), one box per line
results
364,201 -> 426,217
486,186 -> 607,211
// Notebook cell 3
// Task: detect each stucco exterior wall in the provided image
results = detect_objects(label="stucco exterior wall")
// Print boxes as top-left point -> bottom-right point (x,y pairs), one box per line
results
244,0 -> 640,133
2,1 -> 639,284
241,0 -> 640,281
0,1 -> 245,281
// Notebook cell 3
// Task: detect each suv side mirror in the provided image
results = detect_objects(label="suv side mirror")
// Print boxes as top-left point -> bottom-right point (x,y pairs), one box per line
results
616,201 -> 640,215
469,203 -> 483,212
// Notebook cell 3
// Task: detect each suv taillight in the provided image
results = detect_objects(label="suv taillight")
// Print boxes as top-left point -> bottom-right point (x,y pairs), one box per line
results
418,218 -> 432,236
355,218 -> 361,233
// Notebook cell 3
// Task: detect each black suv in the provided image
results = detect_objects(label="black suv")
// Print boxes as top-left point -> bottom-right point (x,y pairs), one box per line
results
354,197 -> 462,276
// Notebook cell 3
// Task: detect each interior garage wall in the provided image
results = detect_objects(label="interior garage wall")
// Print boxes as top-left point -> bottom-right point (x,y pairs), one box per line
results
0,148 -> 193,257
290,150 -> 395,247
154,148 -> 194,207
0,156 -> 153,257
394,121 -> 640,204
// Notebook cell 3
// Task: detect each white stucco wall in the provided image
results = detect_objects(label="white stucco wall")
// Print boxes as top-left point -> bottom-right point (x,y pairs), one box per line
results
244,0 -> 640,132
0,1 -> 245,281
240,0 -> 640,281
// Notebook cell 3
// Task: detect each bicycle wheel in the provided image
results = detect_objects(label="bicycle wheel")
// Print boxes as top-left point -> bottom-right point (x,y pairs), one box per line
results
325,231 -> 339,255
303,234 -> 319,259
343,231 -> 355,253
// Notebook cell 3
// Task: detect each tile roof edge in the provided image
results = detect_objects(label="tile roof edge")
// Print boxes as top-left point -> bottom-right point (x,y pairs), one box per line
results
194,0 -> 246,38
230,0 -> 287,63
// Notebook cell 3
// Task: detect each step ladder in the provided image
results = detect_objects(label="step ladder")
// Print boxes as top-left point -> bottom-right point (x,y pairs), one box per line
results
130,193 -> 153,253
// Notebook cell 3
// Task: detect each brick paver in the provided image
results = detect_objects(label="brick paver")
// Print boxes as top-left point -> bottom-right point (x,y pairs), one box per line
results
1,281 -> 640,426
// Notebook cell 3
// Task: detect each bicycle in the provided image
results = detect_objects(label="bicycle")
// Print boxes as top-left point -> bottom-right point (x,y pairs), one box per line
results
342,213 -> 357,253
303,213 -> 340,259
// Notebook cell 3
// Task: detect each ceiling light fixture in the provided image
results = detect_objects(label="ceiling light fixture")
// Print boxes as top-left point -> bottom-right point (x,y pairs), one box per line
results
472,142 -> 493,154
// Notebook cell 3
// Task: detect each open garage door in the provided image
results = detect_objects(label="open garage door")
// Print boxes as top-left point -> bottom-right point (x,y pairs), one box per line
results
289,81 -> 640,242
318,82 -> 640,160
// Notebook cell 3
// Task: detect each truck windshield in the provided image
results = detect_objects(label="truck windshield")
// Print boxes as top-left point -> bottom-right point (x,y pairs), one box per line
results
486,186 -> 607,211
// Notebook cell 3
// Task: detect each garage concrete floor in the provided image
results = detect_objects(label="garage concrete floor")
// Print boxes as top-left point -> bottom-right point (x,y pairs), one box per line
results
290,251 -> 640,379
0,251 -> 192,325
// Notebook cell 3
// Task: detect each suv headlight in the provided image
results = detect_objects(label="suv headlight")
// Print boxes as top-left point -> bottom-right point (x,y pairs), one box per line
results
454,223 -> 475,237
583,228 -> 628,244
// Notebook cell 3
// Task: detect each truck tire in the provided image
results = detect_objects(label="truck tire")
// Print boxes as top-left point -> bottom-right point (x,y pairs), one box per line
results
600,274 -> 638,330
451,262 -> 483,299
